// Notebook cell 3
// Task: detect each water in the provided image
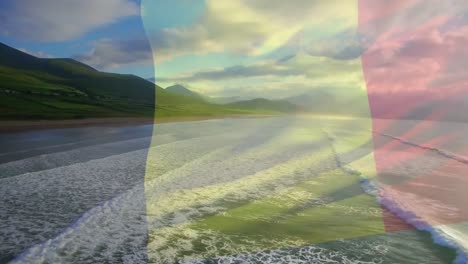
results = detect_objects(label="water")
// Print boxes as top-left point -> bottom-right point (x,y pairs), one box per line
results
0,116 -> 464,263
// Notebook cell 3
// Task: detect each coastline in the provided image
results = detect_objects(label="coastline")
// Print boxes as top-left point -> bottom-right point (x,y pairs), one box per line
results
0,114 -> 277,134
0,114 -> 461,262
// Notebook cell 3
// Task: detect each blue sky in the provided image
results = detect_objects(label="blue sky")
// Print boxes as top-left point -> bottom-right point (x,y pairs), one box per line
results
0,0 -> 365,98
1,0 -> 466,100
140,0 -> 366,98
0,0 -> 155,78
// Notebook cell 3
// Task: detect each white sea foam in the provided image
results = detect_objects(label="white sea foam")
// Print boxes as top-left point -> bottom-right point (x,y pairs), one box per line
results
327,128 -> 468,264
183,242 -> 385,264
8,117 -> 336,263
4,116 -> 465,263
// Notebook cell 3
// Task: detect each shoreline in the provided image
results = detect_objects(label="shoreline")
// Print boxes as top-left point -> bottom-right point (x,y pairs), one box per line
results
0,114 -> 277,134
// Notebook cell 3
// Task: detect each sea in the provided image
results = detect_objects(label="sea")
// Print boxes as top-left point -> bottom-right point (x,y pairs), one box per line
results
0,116 -> 466,263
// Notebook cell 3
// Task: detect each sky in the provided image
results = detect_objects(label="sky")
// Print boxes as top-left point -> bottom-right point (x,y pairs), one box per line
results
141,0 -> 468,100
0,0 -> 467,100
0,0 -> 154,77
142,0 -> 366,98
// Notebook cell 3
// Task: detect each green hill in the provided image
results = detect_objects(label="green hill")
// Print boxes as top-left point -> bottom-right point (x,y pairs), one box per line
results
0,42 -> 160,119
0,43 -> 229,119
166,84 -> 207,100
0,42 -> 299,120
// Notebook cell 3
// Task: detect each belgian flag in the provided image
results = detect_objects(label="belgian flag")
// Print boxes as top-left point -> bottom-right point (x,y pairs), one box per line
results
2,1 -> 467,263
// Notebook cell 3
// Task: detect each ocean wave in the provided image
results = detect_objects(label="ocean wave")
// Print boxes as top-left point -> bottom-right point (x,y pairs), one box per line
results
5,117 -> 464,263
9,119 -> 334,263
326,130 -> 468,264
185,242 -> 385,264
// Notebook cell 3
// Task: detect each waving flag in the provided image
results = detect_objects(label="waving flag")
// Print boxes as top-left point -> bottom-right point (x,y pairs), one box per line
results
138,0 -> 468,263
360,0 -> 468,258
2,1 -> 467,263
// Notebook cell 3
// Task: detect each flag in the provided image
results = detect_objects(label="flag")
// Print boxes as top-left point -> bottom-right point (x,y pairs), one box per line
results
140,0 -> 468,263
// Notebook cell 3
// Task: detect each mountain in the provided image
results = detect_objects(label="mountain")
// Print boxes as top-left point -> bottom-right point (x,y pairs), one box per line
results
284,91 -> 369,116
0,42 -> 162,119
0,42 -> 298,120
0,42 -> 238,119
226,98 -> 299,113
211,96 -> 254,104
0,42 -> 156,102
165,84 -> 207,101
284,92 -> 336,111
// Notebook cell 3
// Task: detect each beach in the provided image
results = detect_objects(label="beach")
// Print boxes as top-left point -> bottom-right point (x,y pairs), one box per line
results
0,116 -> 465,263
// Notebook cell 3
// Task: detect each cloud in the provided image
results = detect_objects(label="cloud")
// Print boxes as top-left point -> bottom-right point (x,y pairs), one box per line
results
144,0 -> 359,62
74,38 -> 153,69
146,0 -> 468,101
157,63 -> 301,83
303,30 -> 365,61
189,74 -> 359,99
361,0 -> 468,95
156,53 -> 364,98
144,0 -> 367,99
359,0 -> 468,120
0,0 -> 138,41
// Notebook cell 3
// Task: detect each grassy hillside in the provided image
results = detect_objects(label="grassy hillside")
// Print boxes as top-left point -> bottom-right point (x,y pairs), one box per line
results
0,42 -> 158,119
0,42 -> 299,120
165,84 -> 208,101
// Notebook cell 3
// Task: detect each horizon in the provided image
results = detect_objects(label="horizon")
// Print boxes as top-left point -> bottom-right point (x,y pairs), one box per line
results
2,0 -> 466,101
